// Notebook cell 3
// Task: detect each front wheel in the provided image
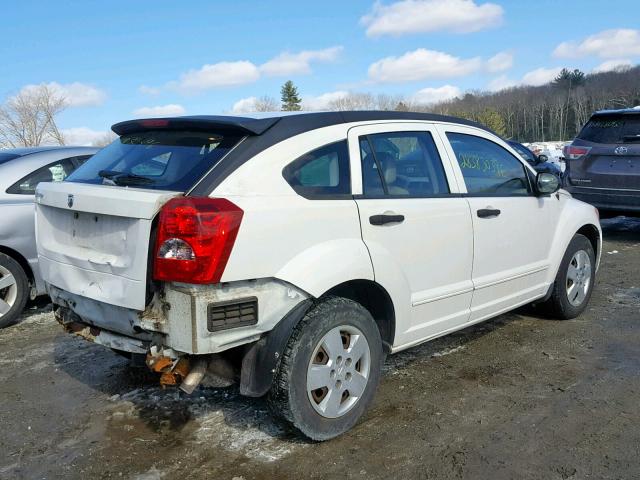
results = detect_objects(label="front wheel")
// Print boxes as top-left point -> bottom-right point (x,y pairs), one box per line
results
541,234 -> 596,319
268,297 -> 383,441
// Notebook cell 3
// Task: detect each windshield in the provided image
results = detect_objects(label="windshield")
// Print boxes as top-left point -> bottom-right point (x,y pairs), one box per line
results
0,153 -> 20,166
509,143 -> 535,162
577,115 -> 640,144
66,129 -> 244,191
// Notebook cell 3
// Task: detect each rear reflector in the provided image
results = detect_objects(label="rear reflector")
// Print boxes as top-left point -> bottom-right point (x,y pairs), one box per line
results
153,197 -> 243,284
563,145 -> 592,160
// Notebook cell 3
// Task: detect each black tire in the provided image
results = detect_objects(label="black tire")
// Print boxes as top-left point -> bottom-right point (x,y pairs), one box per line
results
0,253 -> 29,329
540,234 -> 596,319
268,296 -> 384,441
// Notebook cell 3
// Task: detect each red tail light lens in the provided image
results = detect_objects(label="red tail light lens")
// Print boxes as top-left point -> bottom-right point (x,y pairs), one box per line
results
563,145 -> 592,160
153,197 -> 243,284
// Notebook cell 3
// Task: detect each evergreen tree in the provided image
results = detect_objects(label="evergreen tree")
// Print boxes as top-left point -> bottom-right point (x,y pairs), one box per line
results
553,68 -> 586,90
280,81 -> 302,111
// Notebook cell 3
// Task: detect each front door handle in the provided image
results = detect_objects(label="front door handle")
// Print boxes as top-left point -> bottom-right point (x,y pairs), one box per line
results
477,208 -> 501,218
369,214 -> 405,226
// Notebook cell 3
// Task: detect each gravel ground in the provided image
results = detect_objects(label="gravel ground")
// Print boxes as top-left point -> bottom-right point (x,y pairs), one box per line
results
1,217 -> 639,480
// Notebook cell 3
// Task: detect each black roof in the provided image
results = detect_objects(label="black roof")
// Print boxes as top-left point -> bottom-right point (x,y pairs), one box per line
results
112,111 -> 493,137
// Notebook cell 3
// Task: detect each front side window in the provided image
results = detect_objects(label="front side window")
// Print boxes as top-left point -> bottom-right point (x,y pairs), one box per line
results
283,140 -> 351,198
359,131 -> 449,197
447,133 -> 530,196
6,158 -> 76,195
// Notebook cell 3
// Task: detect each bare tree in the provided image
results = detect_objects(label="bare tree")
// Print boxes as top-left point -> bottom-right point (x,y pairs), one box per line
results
253,96 -> 279,112
93,131 -> 118,148
0,84 -> 69,147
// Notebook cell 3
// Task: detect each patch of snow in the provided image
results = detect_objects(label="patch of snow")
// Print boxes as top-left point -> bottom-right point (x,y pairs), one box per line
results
111,387 -> 304,462
523,140 -> 569,172
431,345 -> 466,357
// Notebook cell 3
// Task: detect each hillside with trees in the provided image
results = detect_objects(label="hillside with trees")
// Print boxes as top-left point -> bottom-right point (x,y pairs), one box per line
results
424,66 -> 640,142
286,66 -> 640,143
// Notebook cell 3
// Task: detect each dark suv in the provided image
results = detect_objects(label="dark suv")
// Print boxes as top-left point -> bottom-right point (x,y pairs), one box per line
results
565,108 -> 640,216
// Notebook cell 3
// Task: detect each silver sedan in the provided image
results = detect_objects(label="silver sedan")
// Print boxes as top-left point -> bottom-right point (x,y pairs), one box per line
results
0,146 -> 98,327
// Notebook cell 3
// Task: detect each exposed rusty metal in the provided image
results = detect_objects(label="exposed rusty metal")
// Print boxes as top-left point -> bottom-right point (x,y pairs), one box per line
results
147,353 -> 192,388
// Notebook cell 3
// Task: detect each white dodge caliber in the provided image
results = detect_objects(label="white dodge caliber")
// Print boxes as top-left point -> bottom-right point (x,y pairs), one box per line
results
35,112 -> 601,440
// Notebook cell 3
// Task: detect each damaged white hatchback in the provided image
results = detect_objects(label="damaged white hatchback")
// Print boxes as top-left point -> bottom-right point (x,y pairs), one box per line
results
36,112 -> 601,440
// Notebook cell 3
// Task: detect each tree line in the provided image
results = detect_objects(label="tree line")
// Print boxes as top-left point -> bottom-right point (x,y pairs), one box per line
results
277,66 -> 640,142
2,66 -> 639,147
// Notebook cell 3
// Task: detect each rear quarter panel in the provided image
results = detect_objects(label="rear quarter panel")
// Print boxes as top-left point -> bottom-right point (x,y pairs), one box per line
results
213,124 -> 375,297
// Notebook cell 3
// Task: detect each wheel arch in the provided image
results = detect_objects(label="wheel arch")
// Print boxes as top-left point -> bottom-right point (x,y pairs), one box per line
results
576,223 -> 600,260
322,279 -> 395,352
0,245 -> 34,284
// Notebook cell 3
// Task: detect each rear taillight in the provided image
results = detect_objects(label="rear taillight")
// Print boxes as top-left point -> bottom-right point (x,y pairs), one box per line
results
563,145 -> 592,160
153,197 -> 243,284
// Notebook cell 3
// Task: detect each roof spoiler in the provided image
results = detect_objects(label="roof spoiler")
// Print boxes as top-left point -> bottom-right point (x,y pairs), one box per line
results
111,115 -> 281,136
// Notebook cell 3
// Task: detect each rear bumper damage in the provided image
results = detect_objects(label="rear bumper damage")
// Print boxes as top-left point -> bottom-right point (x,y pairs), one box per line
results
49,278 -> 310,394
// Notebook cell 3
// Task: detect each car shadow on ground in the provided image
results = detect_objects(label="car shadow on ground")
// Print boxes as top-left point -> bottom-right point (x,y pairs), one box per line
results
600,215 -> 640,241
51,309 -> 531,447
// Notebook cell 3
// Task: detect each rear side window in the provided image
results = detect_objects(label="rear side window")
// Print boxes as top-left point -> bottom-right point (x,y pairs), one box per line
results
359,131 -> 449,197
66,130 -> 244,191
283,140 -> 351,198
577,115 -> 640,143
447,133 -> 530,196
7,158 -> 76,195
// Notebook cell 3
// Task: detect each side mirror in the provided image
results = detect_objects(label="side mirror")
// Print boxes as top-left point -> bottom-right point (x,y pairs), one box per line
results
536,172 -> 560,195
537,154 -> 548,163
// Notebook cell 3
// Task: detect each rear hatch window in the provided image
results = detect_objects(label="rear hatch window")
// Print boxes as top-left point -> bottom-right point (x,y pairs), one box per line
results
66,129 -> 244,191
577,115 -> 640,144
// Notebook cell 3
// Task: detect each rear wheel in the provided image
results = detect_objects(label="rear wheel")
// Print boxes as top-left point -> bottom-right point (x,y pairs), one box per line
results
268,297 -> 383,441
0,253 -> 29,329
541,234 -> 595,319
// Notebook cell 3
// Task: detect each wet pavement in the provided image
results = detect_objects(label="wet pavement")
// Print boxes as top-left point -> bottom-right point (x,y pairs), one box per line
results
1,217 -> 639,479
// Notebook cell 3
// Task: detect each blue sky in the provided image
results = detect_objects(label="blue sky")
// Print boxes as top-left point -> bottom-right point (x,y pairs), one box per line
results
2,0 -> 640,144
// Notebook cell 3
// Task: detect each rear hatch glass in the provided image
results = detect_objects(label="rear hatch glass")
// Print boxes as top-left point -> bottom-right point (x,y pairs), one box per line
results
66,129 -> 244,191
577,115 -> 640,144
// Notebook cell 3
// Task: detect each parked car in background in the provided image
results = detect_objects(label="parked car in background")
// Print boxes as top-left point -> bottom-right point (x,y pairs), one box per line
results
36,112 -> 600,440
565,107 -> 640,217
507,140 -> 562,177
0,146 -> 98,328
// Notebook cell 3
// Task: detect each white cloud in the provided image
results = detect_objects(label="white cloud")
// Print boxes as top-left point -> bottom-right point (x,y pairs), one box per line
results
592,59 -> 634,73
553,29 -> 640,59
260,46 -> 343,76
302,91 -> 350,110
368,48 -> 483,83
173,61 -> 260,93
61,127 -> 112,146
487,74 -> 517,91
231,97 -> 260,114
361,0 -> 503,37
132,104 -> 186,117
487,51 -> 513,73
488,66 -> 565,92
19,82 -> 106,107
138,85 -> 161,95
521,67 -> 563,86
412,85 -> 461,105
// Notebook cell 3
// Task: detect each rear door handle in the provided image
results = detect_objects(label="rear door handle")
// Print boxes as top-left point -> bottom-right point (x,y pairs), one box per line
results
477,208 -> 501,218
369,214 -> 405,226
